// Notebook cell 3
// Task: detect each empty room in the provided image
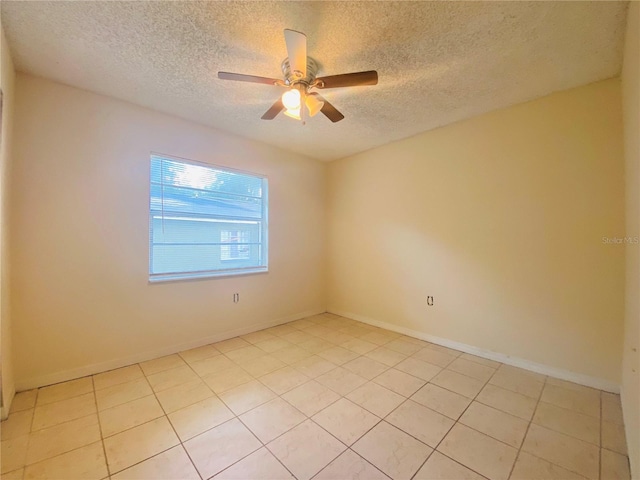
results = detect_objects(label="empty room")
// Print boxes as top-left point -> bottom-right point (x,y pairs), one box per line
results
0,1 -> 638,480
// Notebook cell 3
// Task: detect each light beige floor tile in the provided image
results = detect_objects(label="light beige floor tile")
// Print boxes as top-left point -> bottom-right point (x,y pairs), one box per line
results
99,395 -> 164,437
267,419 -> 346,480
532,401 -> 600,445
146,365 -> 199,393
319,330 -> 357,345
236,354 -> 287,377
239,397 -> 306,443
259,366 -> 309,395
384,339 -> 423,355
497,365 -> 545,382
476,384 -> 537,420
103,417 -> 179,474
431,370 -> 485,399
218,380 -> 276,415
32,392 -> 96,431
600,448 -> 631,480
414,451 -> 485,480
95,378 -> 153,411
521,424 -> 599,480
360,331 -> 395,346
438,423 -> 517,480
178,344 -> 220,364
225,345 -> 265,363
1,410 -> 33,441
447,358 -> 496,382
255,337 -> 292,354
265,324 -> 299,337
306,325 -> 335,338
352,421 -> 432,480
386,399 -> 454,448
602,393 -> 624,425
93,365 -> 144,391
1,467 -> 24,479
1,435 -> 29,474
139,354 -> 186,376
270,346 -> 312,365
317,346 -> 360,365
398,335 -> 429,347
298,337 -> 335,354
281,330 -> 317,344
540,384 -> 600,418
189,354 -> 236,377
9,391 -> 37,413
201,365 -> 254,394
241,330 -> 277,344
365,347 -> 407,367
281,380 -> 341,416
546,377 -> 598,394
395,357 -> 442,381
460,353 -> 501,369
373,368 -> 426,397
312,398 -> 380,446
155,379 -> 214,413
23,441 -> 107,480
213,447 -> 295,479
412,348 -> 458,368
488,370 -> 544,399
315,449 -> 389,480
168,395 -> 234,441
343,357 -> 389,380
510,451 -> 587,480
26,414 -> 101,465
459,401 -> 528,448
184,418 -> 261,479
341,338 -> 378,355
213,337 -> 251,353
288,318 -> 316,330
316,367 -> 368,396
36,378 -> 93,406
423,343 -> 462,357
602,421 -> 628,455
411,383 -> 471,420
291,355 -> 337,378
111,445 -> 200,480
346,382 -> 404,417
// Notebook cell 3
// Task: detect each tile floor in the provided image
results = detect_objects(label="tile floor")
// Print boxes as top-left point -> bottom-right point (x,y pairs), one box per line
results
0,313 -> 631,480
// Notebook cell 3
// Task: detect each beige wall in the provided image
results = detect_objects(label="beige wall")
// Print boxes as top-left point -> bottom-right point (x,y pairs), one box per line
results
327,78 -> 625,386
10,74 -> 326,389
0,24 -> 16,417
621,2 -> 639,477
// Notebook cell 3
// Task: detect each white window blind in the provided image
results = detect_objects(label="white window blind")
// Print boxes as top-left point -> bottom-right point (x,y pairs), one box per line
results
149,155 -> 268,282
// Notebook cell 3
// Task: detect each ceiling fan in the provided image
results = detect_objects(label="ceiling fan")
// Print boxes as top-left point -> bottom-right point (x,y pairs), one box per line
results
218,29 -> 378,124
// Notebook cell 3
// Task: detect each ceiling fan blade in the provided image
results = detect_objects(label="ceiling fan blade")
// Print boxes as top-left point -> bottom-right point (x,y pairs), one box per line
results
218,72 -> 282,86
283,29 -> 307,78
261,98 -> 285,120
311,93 -> 344,123
315,71 -> 378,89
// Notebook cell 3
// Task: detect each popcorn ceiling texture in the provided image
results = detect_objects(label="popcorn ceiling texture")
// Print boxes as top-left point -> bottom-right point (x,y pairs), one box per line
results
0,1 -> 629,161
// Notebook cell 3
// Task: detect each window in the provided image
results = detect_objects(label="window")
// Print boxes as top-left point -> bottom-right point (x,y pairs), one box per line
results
149,155 -> 268,281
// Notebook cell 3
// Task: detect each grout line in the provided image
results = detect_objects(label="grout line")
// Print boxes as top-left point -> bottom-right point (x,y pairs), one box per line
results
91,376 -> 111,479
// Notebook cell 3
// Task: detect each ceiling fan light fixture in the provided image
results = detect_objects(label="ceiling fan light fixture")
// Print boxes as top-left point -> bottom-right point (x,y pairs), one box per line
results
283,107 -> 301,120
305,94 -> 324,117
281,89 -> 301,110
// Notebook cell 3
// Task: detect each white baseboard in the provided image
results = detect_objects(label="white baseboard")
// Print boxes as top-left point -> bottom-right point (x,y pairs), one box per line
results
15,308 -> 324,392
329,309 -> 620,393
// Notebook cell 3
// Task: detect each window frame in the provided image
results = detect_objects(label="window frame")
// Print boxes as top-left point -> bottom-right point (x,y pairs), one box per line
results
148,153 -> 269,283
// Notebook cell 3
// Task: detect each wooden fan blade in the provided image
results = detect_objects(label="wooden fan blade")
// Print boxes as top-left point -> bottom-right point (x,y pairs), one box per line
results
315,71 -> 378,89
284,29 -> 307,78
261,98 -> 285,120
218,72 -> 281,86
311,93 -> 344,123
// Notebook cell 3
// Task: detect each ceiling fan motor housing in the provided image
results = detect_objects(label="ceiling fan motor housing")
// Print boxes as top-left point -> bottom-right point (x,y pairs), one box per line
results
281,57 -> 319,88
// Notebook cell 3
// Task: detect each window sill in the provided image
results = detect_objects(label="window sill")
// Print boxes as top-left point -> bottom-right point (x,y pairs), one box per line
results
149,267 -> 268,284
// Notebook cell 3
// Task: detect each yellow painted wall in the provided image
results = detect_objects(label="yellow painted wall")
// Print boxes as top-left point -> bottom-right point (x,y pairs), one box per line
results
621,2 -> 639,477
0,24 -> 16,417
327,78 -> 625,385
10,74 -> 326,389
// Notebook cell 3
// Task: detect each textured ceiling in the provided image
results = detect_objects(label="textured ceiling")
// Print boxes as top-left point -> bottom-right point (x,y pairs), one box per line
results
0,1 -> 629,161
